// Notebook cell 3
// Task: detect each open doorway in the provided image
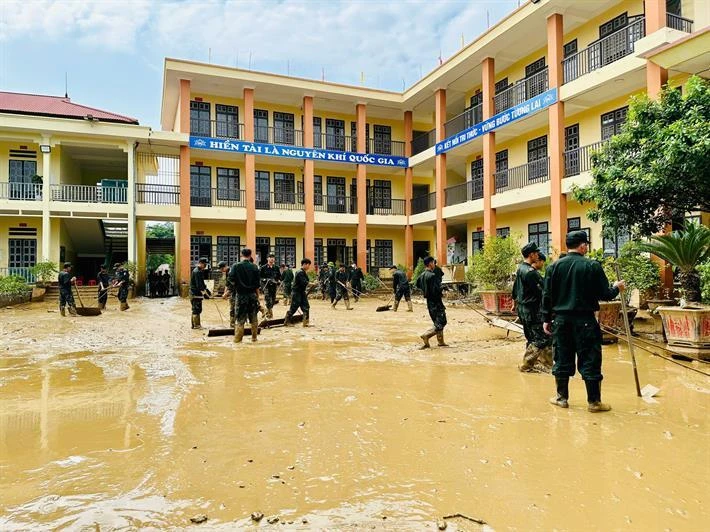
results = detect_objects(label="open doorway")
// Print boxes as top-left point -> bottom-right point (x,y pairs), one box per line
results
146,221 -> 176,297
256,237 -> 270,265
412,241 -> 430,265
326,238 -> 346,265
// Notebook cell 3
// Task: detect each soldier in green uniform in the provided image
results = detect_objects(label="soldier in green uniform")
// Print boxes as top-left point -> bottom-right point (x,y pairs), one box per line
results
512,243 -> 552,373
389,264 -> 413,312
542,230 -> 625,412
349,263 -> 364,302
259,253 -> 281,319
96,264 -> 110,311
318,262 -> 329,300
58,262 -> 77,317
416,256 -> 448,349
189,258 -> 210,329
327,262 -> 337,303
230,248 -> 262,343
285,258 -> 314,327
112,263 -> 131,311
331,264 -> 352,310
281,263 -> 294,306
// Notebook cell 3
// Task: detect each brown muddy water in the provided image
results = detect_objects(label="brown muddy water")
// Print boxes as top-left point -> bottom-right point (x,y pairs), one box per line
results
0,296 -> 708,530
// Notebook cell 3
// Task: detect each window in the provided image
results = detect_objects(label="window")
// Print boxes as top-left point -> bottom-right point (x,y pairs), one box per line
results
371,180 -> 392,210
326,176 -> 346,213
314,175 -> 323,205
599,13 -> 628,39
567,217 -> 592,247
350,122 -> 369,152
326,119 -> 345,151
274,112 -> 295,145
494,78 -> 509,94
528,222 -> 550,255
495,149 -> 509,188
467,91 -> 483,126
216,236 -> 240,265
373,240 -> 393,267
524,57 -> 547,99
296,180 -> 304,204
314,238 -> 324,265
275,237 -> 296,268
313,117 -> 322,148
527,135 -> 548,180
190,165 -> 211,206
274,172 -> 295,204
372,125 -> 392,155
603,227 -> 630,257
9,158 -> 38,199
190,101 -> 211,136
563,39 -> 578,58
255,171 -> 270,210
496,227 -> 510,239
471,231 -> 484,254
564,124 -> 580,176
563,39 -> 579,82
601,106 -> 628,140
8,238 -> 36,269
190,236 -> 212,266
215,104 -> 238,138
256,237 -> 271,265
470,159 -> 483,199
254,109 -> 269,143
216,168 -> 240,201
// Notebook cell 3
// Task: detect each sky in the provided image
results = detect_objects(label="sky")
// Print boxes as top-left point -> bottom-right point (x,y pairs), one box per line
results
0,0 -> 520,127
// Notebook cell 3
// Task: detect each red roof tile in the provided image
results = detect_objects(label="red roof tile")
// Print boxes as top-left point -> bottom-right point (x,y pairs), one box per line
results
0,91 -> 139,124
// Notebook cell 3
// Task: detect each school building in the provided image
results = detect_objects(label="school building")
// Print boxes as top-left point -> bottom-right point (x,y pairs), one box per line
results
1,0 -> 708,290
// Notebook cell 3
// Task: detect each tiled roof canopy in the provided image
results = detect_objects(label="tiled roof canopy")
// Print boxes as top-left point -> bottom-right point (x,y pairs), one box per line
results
0,91 -> 139,124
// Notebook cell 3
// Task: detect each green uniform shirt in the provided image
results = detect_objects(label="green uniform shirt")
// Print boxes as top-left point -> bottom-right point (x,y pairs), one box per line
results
512,262 -> 542,306
293,269 -> 310,296
542,252 -> 619,323
282,268 -> 294,287
417,269 -> 442,302
335,270 -> 349,285
189,267 -> 207,296
392,270 -> 408,292
229,260 -> 261,295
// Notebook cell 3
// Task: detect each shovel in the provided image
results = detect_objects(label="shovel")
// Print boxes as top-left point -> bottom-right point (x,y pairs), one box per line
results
614,263 -> 642,397
376,293 -> 394,312
73,285 -> 101,316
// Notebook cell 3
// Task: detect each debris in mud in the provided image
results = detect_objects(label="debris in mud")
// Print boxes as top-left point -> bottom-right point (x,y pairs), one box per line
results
442,513 -> 487,525
251,512 -> 264,522
302,518 -> 309,524
272,474 -> 280,479
437,519 -> 448,530
266,515 -> 280,524
190,514 -> 208,524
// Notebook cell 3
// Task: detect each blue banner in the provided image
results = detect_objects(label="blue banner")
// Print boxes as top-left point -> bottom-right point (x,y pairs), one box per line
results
190,137 -> 408,168
435,88 -> 558,155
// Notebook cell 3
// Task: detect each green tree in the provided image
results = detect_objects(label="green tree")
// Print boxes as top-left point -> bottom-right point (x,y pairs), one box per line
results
146,222 -> 175,239
575,76 -> 710,238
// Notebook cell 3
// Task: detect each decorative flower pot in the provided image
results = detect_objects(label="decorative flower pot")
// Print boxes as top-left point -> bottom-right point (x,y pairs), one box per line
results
479,290 -> 514,315
598,301 -> 622,343
31,286 -> 46,302
657,306 -> 710,358
647,298 -> 676,312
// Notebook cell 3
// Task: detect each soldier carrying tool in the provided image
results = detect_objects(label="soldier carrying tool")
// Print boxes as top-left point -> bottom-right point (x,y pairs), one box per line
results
285,258 -> 315,328
260,254 -> 281,319
281,263 -> 294,306
349,263 -> 364,302
112,263 -> 131,311
389,264 -> 413,312
96,264 -> 110,311
331,264 -> 353,310
416,256 -> 448,349
230,248 -> 262,343
58,262 -> 77,317
189,258 -> 211,329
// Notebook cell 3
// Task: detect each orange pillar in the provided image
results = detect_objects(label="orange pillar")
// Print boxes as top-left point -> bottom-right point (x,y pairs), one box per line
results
434,89 -> 447,264
644,0 -> 666,33
404,110 -> 414,271
356,103 -> 368,271
243,88 -> 256,251
482,58 -> 497,237
303,96 -> 315,263
178,79 -> 191,285
548,13 -> 567,255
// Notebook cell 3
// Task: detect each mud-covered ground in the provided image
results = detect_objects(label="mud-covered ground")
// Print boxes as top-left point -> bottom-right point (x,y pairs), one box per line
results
0,294 -> 708,530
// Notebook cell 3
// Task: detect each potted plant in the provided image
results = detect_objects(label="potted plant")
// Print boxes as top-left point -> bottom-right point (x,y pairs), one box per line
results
466,234 -> 518,315
29,260 -> 58,301
617,241 -> 662,311
588,249 -> 623,341
641,223 -> 710,354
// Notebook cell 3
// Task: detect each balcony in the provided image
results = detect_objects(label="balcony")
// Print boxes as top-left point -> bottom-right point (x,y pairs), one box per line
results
494,69 -> 549,113
562,18 -> 645,84
494,158 -> 550,193
0,267 -> 36,283
51,184 -> 127,204
254,126 -> 305,146
666,13 -> 693,33
444,104 -> 483,138
191,119 -> 245,139
563,141 -> 607,178
366,138 -> 406,157
411,129 -> 436,156
136,183 -> 180,205
445,180 -> 483,206
191,188 -> 247,208
0,182 -> 43,201
411,192 -> 436,214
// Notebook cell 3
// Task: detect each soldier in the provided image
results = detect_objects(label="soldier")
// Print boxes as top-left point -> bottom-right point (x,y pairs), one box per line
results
389,264 -> 413,312
112,263 -> 131,311
58,262 -> 77,316
230,248 -> 262,342
285,258 -> 315,327
260,253 -> 281,319
190,258 -> 211,329
416,256 -> 448,349
328,262 -> 337,303
331,264 -> 352,310
318,262 -> 329,300
512,243 -> 552,373
281,263 -> 294,306
223,260 -> 239,328
542,230 -> 625,412
96,264 -> 110,310
349,263 -> 364,302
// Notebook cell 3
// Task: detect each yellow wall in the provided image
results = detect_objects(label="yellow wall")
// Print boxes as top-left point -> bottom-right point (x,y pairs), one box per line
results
58,219 -> 77,266
0,141 -> 42,183
494,45 -> 548,93
0,217 -> 42,269
562,0 -> 645,54
566,90 -> 642,147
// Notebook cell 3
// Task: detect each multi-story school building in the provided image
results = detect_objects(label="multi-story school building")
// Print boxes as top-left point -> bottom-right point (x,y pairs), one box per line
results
1,0 -> 708,290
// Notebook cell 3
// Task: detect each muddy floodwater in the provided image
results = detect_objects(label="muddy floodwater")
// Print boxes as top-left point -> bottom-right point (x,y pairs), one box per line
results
1,295 -> 708,530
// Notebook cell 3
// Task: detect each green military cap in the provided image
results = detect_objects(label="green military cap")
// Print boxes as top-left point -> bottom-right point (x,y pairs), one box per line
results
565,230 -> 590,248
521,242 -> 539,257
217,261 -> 228,269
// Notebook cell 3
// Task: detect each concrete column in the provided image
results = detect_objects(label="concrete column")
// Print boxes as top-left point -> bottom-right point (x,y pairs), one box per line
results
644,0 -> 666,33
356,103 -> 368,271
547,13 -> 567,254
404,110 -> 414,271
434,89 -> 447,264
178,145 -> 191,284
482,57 -> 497,237
41,137 -> 51,260
303,95 -> 315,263
244,87 -> 256,251
126,141 -> 136,264
179,79 -> 190,134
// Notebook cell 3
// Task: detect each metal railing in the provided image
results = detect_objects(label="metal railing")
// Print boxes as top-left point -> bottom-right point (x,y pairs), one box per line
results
367,138 -> 406,157
136,183 -> 180,204
562,18 -> 645,84
494,157 -> 550,193
190,119 -> 245,139
0,267 -> 36,283
411,192 -> 436,214
254,126 -> 304,146
191,188 -> 246,208
563,141 -> 607,178
445,104 -> 483,138
367,198 -> 406,215
255,192 -> 306,211
0,182 -> 43,200
411,129 -> 437,156
445,180 -> 483,206
494,69 -> 549,113
666,13 -> 693,33
313,133 -> 357,152
314,195 -> 354,214
51,184 -> 127,203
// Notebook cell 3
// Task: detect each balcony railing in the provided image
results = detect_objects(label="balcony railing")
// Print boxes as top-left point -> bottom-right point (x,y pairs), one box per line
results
445,104 -> 483,138
191,188 -> 246,208
563,141 -> 607,178
494,69 -> 549,113
51,184 -> 127,204
136,183 -> 180,205
411,129 -> 436,156
191,119 -> 245,140
254,126 -> 304,146
367,138 -> 406,157
666,13 -> 693,33
313,133 -> 357,152
562,18 -> 645,84
411,192 -> 436,215
314,195 -> 354,214
494,157 -> 550,193
0,182 -> 43,200
367,198 -> 406,215
445,180 -> 483,206
0,267 -> 36,283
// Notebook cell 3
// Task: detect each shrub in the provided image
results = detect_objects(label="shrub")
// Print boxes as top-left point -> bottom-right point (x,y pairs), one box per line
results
363,274 -> 380,292
411,258 -> 426,286
30,260 -> 58,285
467,235 -> 520,290
617,241 -> 661,297
0,275 -> 30,296
699,260 -> 710,304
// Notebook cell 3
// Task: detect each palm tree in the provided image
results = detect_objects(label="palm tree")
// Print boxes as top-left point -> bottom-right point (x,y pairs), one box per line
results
640,223 -> 710,303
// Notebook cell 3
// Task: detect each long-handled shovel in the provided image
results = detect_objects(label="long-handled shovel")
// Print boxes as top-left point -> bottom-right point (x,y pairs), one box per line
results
614,263 -> 642,397
73,285 -> 102,316
210,297 -> 227,327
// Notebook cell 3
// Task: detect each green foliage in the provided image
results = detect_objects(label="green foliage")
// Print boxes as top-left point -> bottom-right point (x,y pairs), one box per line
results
363,274 -> 380,292
575,76 -> 710,237
411,258 -> 426,286
0,275 -> 30,296
146,254 -> 174,273
31,174 -> 43,184
616,241 -> 661,297
698,260 -> 710,304
307,270 -> 317,282
30,260 -> 58,285
587,248 -> 617,286
146,222 -> 175,239
122,261 -> 138,280
467,235 -> 520,290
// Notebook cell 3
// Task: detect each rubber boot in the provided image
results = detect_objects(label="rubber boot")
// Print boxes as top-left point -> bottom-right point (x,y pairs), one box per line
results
549,377 -> 569,408
266,307 -> 273,319
120,302 -> 128,311
419,328 -> 436,350
234,324 -> 245,343
60,305 -> 66,317
191,314 -> 202,330
302,311 -> 310,328
518,345 -> 537,372
407,300 -> 413,312
250,320 -> 259,342
230,318 -> 235,328
585,380 -> 611,412
284,312 -> 294,327
345,299 -> 352,310
331,300 -> 337,309
98,302 -> 105,311
68,305 -> 77,317
436,330 -> 449,347
392,299 -> 399,312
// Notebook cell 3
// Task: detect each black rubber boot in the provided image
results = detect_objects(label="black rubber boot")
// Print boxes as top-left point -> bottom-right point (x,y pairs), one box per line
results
585,380 -> 611,412
284,312 -> 294,327
549,377 -> 569,408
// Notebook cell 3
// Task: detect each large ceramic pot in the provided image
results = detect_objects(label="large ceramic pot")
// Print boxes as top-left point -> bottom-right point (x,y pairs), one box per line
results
657,306 -> 710,358
479,290 -> 514,315
31,286 -> 46,302
647,298 -> 676,312
598,301 -> 622,343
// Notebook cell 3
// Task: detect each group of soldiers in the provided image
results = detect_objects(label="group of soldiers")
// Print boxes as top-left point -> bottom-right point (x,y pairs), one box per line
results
147,270 -> 172,298
317,261 -> 364,306
57,262 -> 131,315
